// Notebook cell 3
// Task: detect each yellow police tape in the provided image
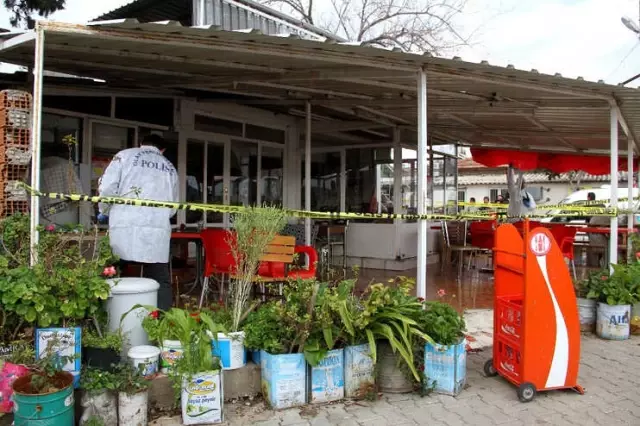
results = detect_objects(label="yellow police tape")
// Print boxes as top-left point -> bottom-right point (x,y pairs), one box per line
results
22,184 -> 619,222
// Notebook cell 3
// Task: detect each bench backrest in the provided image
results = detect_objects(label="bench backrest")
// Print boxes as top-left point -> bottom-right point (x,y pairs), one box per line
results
261,235 -> 296,263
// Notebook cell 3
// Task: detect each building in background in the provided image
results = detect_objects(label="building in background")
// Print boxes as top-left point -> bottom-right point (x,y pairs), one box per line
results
457,158 -> 630,205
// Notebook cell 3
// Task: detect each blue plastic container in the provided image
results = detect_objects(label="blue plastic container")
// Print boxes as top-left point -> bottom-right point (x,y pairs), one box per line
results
261,351 -> 306,409
211,332 -> 247,370
308,348 -> 345,403
12,372 -> 75,426
344,344 -> 375,398
250,350 -> 261,365
424,339 -> 467,396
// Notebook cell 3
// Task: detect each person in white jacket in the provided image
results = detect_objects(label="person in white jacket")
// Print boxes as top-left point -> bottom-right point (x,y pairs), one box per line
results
98,134 -> 179,310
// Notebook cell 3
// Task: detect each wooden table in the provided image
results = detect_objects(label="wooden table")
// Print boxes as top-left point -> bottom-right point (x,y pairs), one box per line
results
171,232 -> 204,291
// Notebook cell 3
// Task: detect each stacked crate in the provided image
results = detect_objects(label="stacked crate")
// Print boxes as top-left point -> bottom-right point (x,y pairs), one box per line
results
0,90 -> 32,218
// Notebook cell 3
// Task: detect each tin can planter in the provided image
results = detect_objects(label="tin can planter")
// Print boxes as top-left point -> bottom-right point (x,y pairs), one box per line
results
424,339 -> 467,396
160,340 -> 184,374
596,303 -> 631,340
376,341 -> 412,394
181,370 -> 224,425
118,390 -> 148,426
344,344 -> 375,399
260,351 -> 306,409
211,332 -> 247,370
12,371 -> 75,426
79,390 -> 117,426
307,348 -> 345,404
577,298 -> 596,333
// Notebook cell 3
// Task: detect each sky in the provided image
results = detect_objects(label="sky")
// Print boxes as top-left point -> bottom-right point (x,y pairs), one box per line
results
0,0 -> 639,85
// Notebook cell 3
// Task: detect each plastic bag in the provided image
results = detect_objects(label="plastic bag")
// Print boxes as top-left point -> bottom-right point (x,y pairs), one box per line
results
0,361 -> 29,413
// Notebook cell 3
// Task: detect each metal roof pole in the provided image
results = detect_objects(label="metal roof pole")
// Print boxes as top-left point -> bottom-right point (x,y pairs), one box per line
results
627,138 -> 634,262
416,67 -> 428,300
305,101 -> 311,245
609,107 -> 619,269
29,23 -> 45,266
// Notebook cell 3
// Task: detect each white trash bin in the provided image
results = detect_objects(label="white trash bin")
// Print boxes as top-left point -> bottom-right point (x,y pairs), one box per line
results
106,278 -> 160,357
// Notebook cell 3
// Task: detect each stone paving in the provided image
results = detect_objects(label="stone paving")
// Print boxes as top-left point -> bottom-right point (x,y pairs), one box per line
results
152,333 -> 640,426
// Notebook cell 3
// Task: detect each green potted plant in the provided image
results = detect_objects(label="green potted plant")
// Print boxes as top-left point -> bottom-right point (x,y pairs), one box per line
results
81,327 -> 122,372
575,270 -> 608,332
149,308 -> 225,425
587,263 -> 640,340
11,334 -> 76,424
79,367 -> 118,426
418,295 -> 467,396
113,363 -> 151,426
223,207 -> 287,370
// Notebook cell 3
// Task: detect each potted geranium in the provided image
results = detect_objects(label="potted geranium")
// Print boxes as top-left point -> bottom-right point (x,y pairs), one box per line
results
79,367 -> 118,426
587,263 -> 640,340
418,293 -> 467,396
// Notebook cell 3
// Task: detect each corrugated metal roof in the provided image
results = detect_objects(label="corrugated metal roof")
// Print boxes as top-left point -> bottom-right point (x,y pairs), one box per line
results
0,19 -> 639,153
458,171 -> 630,186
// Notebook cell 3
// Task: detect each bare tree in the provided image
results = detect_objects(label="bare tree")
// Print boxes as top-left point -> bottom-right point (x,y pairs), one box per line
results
260,0 -> 471,54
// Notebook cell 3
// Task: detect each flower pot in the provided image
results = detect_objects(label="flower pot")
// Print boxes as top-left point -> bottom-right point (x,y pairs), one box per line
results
344,344 -> 375,399
0,362 -> 29,413
577,298 -> 597,333
307,348 -> 345,404
211,332 -> 247,370
596,303 -> 631,340
376,341 -> 413,394
181,370 -> 223,425
127,345 -> 160,378
80,390 -> 117,426
82,346 -> 121,372
631,303 -> 640,336
12,371 -> 75,426
261,351 -> 306,409
118,390 -> 148,426
424,339 -> 467,396
160,340 -> 184,374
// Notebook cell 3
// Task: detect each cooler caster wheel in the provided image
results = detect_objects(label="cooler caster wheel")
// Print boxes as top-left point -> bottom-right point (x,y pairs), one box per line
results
517,382 -> 537,403
483,358 -> 498,377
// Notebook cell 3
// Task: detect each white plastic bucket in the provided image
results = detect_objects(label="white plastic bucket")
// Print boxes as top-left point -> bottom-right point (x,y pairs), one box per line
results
596,303 -> 631,340
160,340 -> 184,374
106,278 -> 160,357
211,332 -> 246,370
128,345 -> 160,378
181,370 -> 223,425
118,391 -> 148,426
577,298 -> 597,332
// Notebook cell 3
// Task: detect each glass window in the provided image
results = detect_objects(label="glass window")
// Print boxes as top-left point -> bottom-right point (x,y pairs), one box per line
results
230,141 -> 258,207
206,143 -> 225,224
186,140 -> 205,224
41,114 -> 82,162
345,148 -> 376,214
444,156 -> 457,215
302,152 -> 341,212
261,146 -> 283,207
246,124 -> 285,144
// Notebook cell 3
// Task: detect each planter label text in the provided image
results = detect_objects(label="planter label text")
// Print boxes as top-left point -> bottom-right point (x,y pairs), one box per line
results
182,372 -> 222,425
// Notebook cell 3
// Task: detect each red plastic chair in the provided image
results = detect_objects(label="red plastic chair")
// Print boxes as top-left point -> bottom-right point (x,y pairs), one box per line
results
255,245 -> 318,281
549,225 -> 578,280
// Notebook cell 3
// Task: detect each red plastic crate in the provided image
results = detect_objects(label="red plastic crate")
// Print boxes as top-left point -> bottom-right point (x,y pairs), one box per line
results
496,297 -> 523,342
0,90 -> 32,110
495,337 -> 522,381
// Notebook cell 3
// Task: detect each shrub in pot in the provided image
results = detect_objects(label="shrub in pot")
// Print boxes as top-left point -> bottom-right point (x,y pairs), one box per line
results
587,263 -> 640,340
82,329 -> 122,372
574,270 -> 608,332
114,363 -> 150,426
79,367 -> 118,426
417,299 -> 467,396
10,337 -> 76,425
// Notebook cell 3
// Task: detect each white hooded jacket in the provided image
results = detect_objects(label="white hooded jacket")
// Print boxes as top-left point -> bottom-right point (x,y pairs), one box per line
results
98,146 -> 179,263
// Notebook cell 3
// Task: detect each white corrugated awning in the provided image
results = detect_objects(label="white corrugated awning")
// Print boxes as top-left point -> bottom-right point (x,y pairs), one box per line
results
0,19 -> 639,153
458,171 -> 630,186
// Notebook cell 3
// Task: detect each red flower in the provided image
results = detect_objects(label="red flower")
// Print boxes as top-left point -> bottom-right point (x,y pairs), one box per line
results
417,297 -> 425,302
437,289 -> 446,298
636,252 -> 640,259
45,224 -> 55,232
149,310 -> 159,319
190,312 -> 201,323
102,266 -> 117,277
601,275 -> 608,281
